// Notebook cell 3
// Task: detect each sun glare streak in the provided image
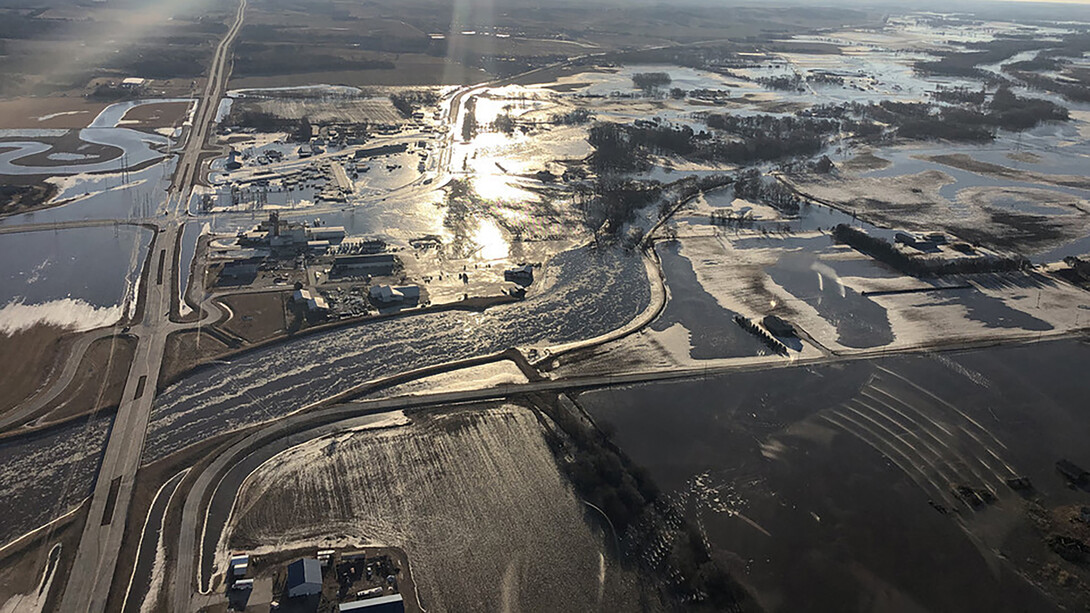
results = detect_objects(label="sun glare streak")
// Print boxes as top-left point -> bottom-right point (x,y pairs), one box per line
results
444,0 -> 496,86
37,0 -> 224,92
472,217 -> 509,261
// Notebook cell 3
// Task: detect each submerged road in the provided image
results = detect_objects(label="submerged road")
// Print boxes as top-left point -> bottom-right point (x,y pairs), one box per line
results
57,1 -> 247,611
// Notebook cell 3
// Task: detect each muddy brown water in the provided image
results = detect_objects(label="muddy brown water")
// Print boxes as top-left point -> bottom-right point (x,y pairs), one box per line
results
581,339 -> 1090,612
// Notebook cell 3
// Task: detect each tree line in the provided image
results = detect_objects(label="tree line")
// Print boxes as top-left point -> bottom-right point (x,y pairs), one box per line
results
832,224 -> 1029,276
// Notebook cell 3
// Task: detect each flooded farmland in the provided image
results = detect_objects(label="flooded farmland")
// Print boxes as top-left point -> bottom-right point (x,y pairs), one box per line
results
143,244 -> 650,462
580,339 -> 1090,612
0,413 -> 113,547
227,404 -> 660,612
0,225 -> 152,333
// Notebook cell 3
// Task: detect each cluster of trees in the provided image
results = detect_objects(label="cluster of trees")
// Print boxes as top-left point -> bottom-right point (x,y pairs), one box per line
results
544,397 -> 748,610
1010,70 -> 1090,104
1004,53 -> 1067,74
914,37 -> 1052,79
632,72 -> 672,93
734,169 -> 801,215
807,72 -> 845,86
117,47 -> 209,79
230,112 -> 312,141
0,183 -> 56,216
802,90 -> 1069,143
931,86 -> 987,106
587,122 -> 647,172
831,224 -> 1029,276
389,90 -> 439,118
914,31 -> 1090,94
703,113 -> 840,163
988,85 -> 1069,129
588,113 -> 845,172
461,97 -> 477,142
490,113 -> 517,135
886,88 -> 1067,139
756,74 -> 804,91
87,83 -> 142,102
548,108 -> 593,125
575,176 -> 663,237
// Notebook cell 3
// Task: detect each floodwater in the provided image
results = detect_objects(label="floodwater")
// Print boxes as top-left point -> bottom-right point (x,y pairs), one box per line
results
87,98 -> 193,129
859,143 -> 1090,258
178,221 -> 205,306
864,145 -> 1090,205
0,225 -> 153,332
650,242 -> 768,359
0,128 -> 170,176
698,188 -> 899,237
0,413 -> 113,547
580,339 -> 1090,612
203,188 -> 446,244
766,250 -> 894,348
0,159 -> 176,227
143,244 -> 650,462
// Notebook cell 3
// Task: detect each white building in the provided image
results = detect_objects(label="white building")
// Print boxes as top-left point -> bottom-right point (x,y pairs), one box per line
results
369,285 -> 420,305
307,226 -> 346,242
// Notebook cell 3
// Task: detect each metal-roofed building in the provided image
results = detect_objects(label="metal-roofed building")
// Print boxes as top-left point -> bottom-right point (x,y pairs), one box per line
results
338,594 -> 405,612
286,558 -> 323,598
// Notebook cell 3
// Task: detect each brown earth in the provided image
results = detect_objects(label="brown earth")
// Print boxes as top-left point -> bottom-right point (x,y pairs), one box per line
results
923,153 -> 1090,191
0,130 -> 123,168
0,325 -> 71,419
227,57 -> 489,89
0,501 -> 88,613
0,97 -> 107,129
120,101 -> 193,131
219,292 -> 289,344
36,335 -> 136,424
839,151 -> 892,172
159,329 -> 231,390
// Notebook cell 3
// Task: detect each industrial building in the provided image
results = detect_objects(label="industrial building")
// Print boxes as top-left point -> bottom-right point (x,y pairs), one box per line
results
292,289 -> 330,314
353,143 -> 408,159
285,558 -> 323,598
762,315 -> 797,337
229,554 -> 249,578
332,253 -> 398,276
218,257 -> 263,283
338,594 -> 405,612
309,225 -> 347,241
239,212 -> 345,250
369,285 -> 420,305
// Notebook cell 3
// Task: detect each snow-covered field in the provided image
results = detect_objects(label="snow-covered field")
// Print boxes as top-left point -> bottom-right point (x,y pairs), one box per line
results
367,360 -> 528,398
227,404 -> 656,612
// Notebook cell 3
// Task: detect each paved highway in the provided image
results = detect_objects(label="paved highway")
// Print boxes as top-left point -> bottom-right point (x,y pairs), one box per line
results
0,219 -> 153,235
57,1 -> 247,611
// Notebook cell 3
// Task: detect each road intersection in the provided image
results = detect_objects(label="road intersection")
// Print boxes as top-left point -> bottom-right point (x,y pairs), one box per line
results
57,2 -> 247,611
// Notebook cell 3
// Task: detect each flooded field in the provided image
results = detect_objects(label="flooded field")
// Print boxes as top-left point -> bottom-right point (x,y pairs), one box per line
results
649,242 -> 769,359
0,413 -> 113,547
143,244 -> 649,462
580,339 -> 1090,612
0,225 -> 152,333
227,404 -> 658,612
